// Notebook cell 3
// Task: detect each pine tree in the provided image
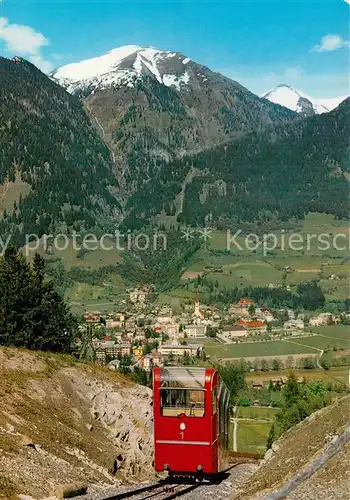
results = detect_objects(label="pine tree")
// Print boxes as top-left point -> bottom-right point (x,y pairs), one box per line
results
267,423 -> 276,449
0,246 -> 76,352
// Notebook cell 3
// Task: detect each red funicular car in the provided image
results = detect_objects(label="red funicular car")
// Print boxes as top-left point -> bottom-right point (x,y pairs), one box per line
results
153,367 -> 230,480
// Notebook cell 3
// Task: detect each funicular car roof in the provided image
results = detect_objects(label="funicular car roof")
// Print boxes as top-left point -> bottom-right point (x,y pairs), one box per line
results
160,367 -> 209,389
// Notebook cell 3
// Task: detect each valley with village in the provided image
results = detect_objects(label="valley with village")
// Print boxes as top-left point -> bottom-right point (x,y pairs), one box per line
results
77,283 -> 349,455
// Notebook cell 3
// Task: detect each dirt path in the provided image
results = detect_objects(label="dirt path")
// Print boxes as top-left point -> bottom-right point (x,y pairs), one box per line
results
282,339 -> 324,369
316,333 -> 349,342
175,166 -> 196,217
281,339 -> 323,353
85,103 -> 116,163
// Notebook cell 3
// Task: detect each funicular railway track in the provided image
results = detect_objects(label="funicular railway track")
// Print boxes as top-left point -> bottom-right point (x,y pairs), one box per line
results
101,479 -> 201,500
101,456 -> 261,500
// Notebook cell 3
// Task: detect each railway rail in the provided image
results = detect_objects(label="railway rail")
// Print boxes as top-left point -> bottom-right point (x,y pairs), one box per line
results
101,457 -> 261,500
101,480 -> 201,500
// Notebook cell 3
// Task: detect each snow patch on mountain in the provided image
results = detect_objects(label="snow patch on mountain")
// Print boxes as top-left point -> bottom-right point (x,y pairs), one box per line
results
53,45 -> 142,81
163,72 -> 190,90
51,45 -> 192,94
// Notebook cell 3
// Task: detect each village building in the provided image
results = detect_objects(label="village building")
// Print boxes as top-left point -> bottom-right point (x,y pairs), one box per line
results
251,380 -> 264,389
95,341 -> 132,361
185,324 -> 207,338
159,344 -> 203,357
229,298 -> 254,317
284,319 -> 305,330
129,288 -> 148,303
132,346 -> 143,357
237,319 -> 267,332
140,355 -> 153,371
157,314 -> 173,324
106,319 -> 123,329
193,299 -> 205,318
162,322 -> 180,338
125,317 -> 136,330
257,308 -> 275,323
134,331 -> 146,342
218,324 -> 248,342
309,313 -> 333,326
85,312 -> 100,324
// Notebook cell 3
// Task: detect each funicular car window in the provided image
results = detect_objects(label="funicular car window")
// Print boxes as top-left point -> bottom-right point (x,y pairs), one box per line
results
159,368 -> 207,417
161,388 -> 205,417
212,386 -> 217,415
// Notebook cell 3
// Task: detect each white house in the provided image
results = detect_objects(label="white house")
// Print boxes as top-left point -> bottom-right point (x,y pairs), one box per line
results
185,324 -> 207,338
284,319 -> 305,330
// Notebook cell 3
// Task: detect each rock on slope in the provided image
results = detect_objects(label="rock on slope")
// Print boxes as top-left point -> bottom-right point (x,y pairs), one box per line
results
233,395 -> 350,499
0,348 -> 154,500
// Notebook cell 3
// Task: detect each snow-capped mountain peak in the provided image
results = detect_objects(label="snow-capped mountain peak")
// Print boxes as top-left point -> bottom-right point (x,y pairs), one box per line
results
262,84 -> 328,116
51,45 -> 192,94
262,84 -> 348,116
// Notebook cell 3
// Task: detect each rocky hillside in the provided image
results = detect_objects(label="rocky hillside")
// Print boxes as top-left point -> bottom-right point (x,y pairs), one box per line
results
233,394 -> 350,499
52,46 -> 297,200
0,348 -> 154,500
0,57 -> 120,245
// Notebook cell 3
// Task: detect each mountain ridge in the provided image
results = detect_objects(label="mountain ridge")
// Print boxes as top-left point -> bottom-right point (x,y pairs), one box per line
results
51,45 -> 193,95
122,97 -> 350,228
51,46 -> 299,204
1,52 -> 349,239
51,46 -> 348,115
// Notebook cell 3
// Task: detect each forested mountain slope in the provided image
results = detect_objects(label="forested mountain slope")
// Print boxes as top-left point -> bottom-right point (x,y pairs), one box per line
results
124,98 -> 350,228
52,46 -> 298,202
0,57 -> 120,244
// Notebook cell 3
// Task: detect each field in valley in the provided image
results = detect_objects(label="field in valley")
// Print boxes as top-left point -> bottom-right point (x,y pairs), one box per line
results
236,406 -> 280,420
22,212 -> 348,314
236,421 -> 272,454
182,213 -> 349,298
200,325 -> 349,367
203,338 -> 317,359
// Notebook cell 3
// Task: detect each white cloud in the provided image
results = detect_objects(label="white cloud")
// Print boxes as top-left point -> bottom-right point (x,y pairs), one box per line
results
312,34 -> 349,53
29,55 -> 54,73
0,17 -> 53,72
0,17 -> 48,54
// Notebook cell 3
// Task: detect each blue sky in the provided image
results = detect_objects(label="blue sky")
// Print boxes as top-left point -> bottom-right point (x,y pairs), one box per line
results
1,0 -> 349,97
